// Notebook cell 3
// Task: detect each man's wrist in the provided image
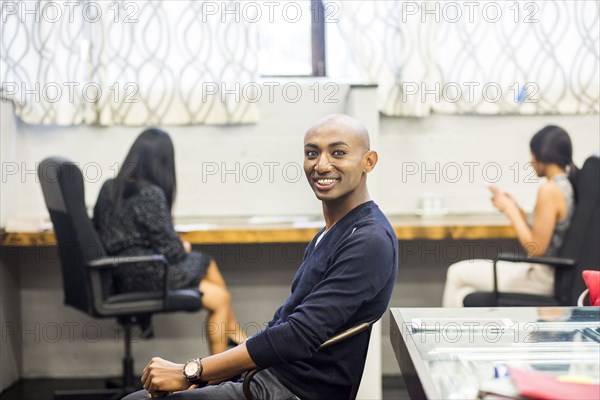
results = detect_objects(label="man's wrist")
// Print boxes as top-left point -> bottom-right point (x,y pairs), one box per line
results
182,358 -> 209,387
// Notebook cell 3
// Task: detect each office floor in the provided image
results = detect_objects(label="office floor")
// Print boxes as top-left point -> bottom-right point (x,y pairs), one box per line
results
0,376 -> 409,400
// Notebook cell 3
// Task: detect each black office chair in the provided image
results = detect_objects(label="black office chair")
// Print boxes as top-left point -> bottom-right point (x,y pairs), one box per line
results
464,156 -> 600,307
38,157 -> 203,400
242,321 -> 375,400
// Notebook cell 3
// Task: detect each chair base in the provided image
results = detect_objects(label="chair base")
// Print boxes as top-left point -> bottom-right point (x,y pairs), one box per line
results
54,323 -> 141,399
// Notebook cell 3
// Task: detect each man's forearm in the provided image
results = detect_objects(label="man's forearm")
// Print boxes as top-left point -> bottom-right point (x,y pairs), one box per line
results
141,344 -> 258,395
201,342 -> 258,382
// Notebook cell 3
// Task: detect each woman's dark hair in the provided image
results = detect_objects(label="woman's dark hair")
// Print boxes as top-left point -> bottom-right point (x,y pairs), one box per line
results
111,128 -> 176,211
530,125 -> 578,188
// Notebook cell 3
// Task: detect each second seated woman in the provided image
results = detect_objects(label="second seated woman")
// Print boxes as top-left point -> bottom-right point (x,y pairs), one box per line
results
442,125 -> 577,307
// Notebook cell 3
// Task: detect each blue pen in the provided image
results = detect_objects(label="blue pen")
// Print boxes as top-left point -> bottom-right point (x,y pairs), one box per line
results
494,364 -> 510,379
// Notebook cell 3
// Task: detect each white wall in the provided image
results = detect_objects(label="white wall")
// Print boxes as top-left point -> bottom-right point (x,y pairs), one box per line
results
377,114 -> 600,216
1,100 -> 18,227
2,89 -> 598,226
1,82 -> 357,224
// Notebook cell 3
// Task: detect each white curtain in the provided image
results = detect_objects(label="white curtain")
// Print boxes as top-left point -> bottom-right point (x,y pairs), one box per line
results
1,0 -> 91,124
1,0 -> 259,125
334,0 -> 599,117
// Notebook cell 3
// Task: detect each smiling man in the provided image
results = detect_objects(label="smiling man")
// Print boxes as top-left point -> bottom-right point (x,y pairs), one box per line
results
123,114 -> 398,400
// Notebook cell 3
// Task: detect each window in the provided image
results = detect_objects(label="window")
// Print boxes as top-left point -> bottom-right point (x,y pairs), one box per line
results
259,0 -> 333,77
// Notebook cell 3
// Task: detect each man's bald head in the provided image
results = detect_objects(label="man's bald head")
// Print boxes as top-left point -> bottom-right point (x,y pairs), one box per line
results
305,114 -> 370,151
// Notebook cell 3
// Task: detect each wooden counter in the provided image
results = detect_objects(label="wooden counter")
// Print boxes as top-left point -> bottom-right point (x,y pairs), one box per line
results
1,214 -> 515,247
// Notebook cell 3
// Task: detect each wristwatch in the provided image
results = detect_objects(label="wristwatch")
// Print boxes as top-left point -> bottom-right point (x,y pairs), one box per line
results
182,358 -> 209,387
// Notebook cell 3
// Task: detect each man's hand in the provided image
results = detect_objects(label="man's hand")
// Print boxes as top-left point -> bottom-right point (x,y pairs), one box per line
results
183,241 -> 192,253
141,357 -> 190,396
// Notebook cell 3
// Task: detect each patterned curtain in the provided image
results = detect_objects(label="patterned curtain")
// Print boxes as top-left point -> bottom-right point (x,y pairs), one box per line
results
335,0 -> 599,117
1,0 -> 259,125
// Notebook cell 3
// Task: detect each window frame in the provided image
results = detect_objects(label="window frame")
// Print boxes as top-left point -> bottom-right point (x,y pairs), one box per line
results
311,0 -> 327,77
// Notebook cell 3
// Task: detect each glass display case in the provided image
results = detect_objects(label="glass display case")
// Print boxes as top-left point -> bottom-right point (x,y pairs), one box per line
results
390,307 -> 600,399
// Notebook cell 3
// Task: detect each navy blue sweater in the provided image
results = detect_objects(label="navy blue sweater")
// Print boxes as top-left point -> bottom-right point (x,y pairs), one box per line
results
246,201 -> 398,399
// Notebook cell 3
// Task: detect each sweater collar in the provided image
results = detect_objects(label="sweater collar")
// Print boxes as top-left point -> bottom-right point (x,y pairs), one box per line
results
312,201 -> 375,248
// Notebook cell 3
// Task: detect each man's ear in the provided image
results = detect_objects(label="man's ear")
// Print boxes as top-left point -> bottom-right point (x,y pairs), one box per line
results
364,150 -> 378,173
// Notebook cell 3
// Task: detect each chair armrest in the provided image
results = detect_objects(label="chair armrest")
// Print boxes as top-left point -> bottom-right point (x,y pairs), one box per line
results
578,289 -> 590,307
490,253 -> 577,298
87,254 -> 168,267
87,254 -> 170,309
319,320 -> 374,349
496,252 -> 576,268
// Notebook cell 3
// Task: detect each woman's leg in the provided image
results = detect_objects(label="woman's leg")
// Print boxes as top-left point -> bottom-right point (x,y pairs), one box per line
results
199,280 -> 232,354
442,259 -> 496,307
199,261 -> 248,354
442,260 -> 553,307
203,260 -> 227,288
203,261 -> 248,344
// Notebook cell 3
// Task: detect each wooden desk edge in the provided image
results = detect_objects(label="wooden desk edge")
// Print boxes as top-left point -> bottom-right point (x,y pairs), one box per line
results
1,224 -> 516,247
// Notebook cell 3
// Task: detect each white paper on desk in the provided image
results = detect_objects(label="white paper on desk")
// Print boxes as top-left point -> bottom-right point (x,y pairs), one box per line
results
5,217 -> 46,232
410,318 -> 514,331
41,222 -> 54,230
174,223 -> 218,232
292,221 -> 325,229
249,216 -> 312,224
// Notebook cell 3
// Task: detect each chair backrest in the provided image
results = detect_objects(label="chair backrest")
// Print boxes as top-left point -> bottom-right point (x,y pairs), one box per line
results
555,156 -> 600,305
38,157 -> 109,316
320,321 -> 373,400
348,325 -> 373,400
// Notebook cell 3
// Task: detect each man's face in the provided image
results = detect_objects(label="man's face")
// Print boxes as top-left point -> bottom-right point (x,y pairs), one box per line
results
303,123 -> 369,202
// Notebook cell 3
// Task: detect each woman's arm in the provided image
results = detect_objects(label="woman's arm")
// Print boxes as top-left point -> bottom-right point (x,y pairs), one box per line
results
511,198 -> 530,222
492,184 -> 559,256
489,184 -> 529,221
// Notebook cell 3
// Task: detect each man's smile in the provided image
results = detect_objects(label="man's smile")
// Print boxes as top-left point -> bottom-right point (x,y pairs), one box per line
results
313,176 -> 340,191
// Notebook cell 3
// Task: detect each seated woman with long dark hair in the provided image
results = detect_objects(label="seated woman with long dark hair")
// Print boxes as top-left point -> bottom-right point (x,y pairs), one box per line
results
442,125 -> 577,307
94,128 -> 246,353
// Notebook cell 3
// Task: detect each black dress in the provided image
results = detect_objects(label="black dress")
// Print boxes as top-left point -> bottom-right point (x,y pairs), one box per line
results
93,179 -> 210,293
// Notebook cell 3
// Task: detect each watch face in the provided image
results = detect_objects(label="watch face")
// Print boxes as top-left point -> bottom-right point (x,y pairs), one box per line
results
184,360 -> 199,377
